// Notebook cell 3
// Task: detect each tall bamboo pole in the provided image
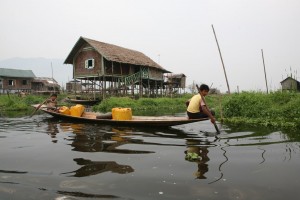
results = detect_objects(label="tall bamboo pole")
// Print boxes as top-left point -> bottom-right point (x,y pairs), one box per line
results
211,24 -> 231,94
261,49 -> 269,94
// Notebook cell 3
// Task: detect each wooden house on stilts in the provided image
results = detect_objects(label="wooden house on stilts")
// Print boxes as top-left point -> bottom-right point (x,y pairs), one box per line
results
165,73 -> 186,95
64,37 -> 171,100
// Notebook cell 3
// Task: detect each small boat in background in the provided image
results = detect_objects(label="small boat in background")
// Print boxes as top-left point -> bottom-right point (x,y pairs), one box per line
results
66,97 -> 101,106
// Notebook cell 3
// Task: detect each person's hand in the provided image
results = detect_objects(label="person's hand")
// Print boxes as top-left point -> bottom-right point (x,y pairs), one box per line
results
210,117 -> 216,124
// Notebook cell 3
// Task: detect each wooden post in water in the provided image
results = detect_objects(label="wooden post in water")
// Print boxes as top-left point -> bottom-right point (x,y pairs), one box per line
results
261,49 -> 269,94
212,24 -> 231,94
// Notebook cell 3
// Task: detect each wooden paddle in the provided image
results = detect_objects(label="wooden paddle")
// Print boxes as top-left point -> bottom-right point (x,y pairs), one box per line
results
196,84 -> 220,134
30,97 -> 49,118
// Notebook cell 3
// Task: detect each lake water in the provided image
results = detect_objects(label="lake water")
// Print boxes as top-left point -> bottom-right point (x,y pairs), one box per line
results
1,112 -> 300,200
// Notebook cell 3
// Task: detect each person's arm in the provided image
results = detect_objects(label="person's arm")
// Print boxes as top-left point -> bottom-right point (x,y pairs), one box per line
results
45,99 -> 50,104
201,105 -> 216,124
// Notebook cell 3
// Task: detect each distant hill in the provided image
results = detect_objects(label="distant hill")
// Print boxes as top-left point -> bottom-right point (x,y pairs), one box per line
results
0,57 -> 73,88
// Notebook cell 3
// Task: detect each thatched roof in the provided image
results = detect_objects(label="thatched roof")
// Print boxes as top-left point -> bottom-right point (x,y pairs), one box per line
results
166,73 -> 186,79
64,37 -> 170,73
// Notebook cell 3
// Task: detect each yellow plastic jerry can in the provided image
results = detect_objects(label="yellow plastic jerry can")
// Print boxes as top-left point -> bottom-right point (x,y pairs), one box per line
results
59,106 -> 71,115
112,107 -> 132,120
70,104 -> 85,117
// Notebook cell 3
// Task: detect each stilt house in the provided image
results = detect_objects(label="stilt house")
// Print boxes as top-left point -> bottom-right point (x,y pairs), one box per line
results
66,80 -> 82,93
64,37 -> 171,99
165,73 -> 186,94
0,68 -> 35,94
31,77 -> 61,94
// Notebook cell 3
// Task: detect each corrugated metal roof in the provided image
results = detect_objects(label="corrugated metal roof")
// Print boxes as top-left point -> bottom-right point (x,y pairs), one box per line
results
280,76 -> 299,83
0,68 -> 36,78
32,77 -> 58,83
64,37 -> 171,73
31,77 -> 60,87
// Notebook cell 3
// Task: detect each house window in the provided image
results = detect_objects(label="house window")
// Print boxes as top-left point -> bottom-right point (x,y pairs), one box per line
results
8,80 -> 14,86
85,59 -> 95,69
22,80 -> 28,85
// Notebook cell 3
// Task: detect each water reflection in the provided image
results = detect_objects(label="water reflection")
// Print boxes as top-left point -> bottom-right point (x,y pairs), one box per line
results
58,122 -> 155,154
61,158 -> 134,177
185,139 -> 210,179
45,120 -> 59,143
57,190 -> 119,199
42,118 -> 296,183
0,170 -> 27,174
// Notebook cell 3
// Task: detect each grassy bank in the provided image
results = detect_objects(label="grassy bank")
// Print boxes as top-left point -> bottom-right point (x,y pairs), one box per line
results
0,94 -> 68,111
218,91 -> 300,130
92,95 -> 192,115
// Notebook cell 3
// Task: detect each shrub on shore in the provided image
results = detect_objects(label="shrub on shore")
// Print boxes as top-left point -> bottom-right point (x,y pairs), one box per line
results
0,94 -> 66,111
220,91 -> 300,129
92,96 -> 189,114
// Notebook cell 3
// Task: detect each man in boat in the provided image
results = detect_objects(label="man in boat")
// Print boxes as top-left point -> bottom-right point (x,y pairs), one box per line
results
186,84 -> 216,124
45,93 -> 58,111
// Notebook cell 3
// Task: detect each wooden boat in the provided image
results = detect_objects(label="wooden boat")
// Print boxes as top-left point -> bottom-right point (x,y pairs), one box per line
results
66,98 -> 101,106
36,107 -> 208,127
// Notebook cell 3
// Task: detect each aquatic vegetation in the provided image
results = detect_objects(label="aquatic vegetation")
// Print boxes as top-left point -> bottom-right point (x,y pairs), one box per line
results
219,91 -> 300,130
0,95 -> 29,111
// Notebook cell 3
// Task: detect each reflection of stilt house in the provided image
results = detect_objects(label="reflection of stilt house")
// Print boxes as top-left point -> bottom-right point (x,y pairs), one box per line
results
31,77 -> 60,94
165,73 -> 186,95
64,37 -> 171,99
280,77 -> 300,92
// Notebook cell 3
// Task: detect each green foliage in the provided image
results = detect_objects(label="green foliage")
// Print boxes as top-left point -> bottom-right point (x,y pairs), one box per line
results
93,96 -> 188,113
220,91 -> 300,130
138,98 -> 158,106
222,92 -> 270,118
0,94 -> 67,111
0,95 -> 29,111
93,97 -> 135,112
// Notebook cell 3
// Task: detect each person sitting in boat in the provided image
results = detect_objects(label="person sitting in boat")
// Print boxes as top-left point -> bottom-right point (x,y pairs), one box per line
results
186,84 -> 216,124
45,93 -> 58,111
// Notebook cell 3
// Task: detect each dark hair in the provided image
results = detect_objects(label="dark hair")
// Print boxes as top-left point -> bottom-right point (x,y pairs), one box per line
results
51,93 -> 57,97
199,84 -> 209,91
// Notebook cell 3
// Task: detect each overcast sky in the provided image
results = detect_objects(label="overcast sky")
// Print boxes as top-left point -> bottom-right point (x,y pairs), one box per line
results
1,0 -> 300,92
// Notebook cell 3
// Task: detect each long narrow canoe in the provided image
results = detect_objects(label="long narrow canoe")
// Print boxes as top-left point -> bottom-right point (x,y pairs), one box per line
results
37,108 -> 208,127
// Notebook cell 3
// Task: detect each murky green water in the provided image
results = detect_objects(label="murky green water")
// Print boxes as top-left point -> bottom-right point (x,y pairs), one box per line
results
1,112 -> 300,200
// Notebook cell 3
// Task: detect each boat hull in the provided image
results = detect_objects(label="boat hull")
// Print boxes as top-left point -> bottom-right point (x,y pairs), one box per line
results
39,109 -> 208,127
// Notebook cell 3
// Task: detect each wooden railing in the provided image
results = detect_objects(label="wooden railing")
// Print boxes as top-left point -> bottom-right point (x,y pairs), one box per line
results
118,68 -> 149,88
